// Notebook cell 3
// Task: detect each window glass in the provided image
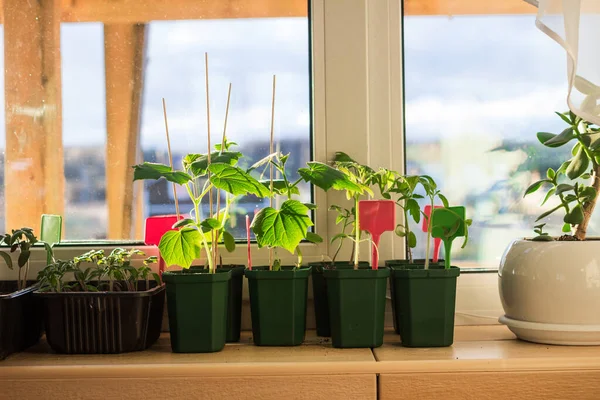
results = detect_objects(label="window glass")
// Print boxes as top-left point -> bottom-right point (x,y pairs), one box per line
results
0,3 -> 310,241
404,7 -> 573,267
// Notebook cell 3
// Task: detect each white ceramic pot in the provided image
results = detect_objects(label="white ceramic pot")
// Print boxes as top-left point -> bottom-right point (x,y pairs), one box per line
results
498,238 -> 600,345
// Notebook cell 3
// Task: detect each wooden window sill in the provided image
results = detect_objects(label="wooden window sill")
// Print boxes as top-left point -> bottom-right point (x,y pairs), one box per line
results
2,326 -> 600,400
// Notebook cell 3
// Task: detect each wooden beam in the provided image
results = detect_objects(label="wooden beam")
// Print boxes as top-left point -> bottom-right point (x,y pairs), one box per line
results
62,0 -> 308,23
3,0 -> 64,234
404,0 -> 537,16
104,24 -> 146,239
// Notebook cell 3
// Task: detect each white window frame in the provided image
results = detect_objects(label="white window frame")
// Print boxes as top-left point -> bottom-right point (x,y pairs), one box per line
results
0,0 -> 503,326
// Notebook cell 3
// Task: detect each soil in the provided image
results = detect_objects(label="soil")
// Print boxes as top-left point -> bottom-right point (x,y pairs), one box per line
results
557,234 -> 580,241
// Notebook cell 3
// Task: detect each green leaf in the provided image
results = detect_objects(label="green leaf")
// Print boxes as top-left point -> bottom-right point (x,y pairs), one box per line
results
251,200 -> 313,254
0,251 -> 12,269
438,194 -> 450,208
535,204 -> 564,222
43,242 -> 54,265
525,180 -> 549,196
555,111 -> 572,125
537,128 -> 574,147
556,184 -> 575,195
172,218 -> 195,229
541,187 -> 556,206
580,186 -> 597,201
394,225 -> 406,237
407,199 -> 421,223
188,152 -> 242,176
260,179 -> 300,195
18,250 -> 30,268
547,168 -> 556,180
133,162 -> 192,185
333,152 -> 357,163
200,218 -> 221,233
564,204 -> 584,225
158,228 -> 202,268
566,146 -> 590,179
330,233 -> 350,243
222,231 -> 236,252
208,164 -> 271,197
304,203 -> 317,210
306,232 -> 323,243
562,223 -> 572,233
407,231 -> 417,248
298,162 -> 363,193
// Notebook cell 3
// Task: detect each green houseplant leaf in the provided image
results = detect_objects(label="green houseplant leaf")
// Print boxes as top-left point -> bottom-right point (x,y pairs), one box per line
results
208,164 -> 270,197
298,162 -> 363,193
158,228 -> 203,268
133,162 -> 192,185
251,199 -> 313,253
188,151 -> 243,176
566,147 -> 590,179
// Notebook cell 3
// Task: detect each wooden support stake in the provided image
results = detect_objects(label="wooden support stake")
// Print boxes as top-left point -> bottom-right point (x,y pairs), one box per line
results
215,83 -> 232,268
105,23 -> 147,239
269,75 -> 276,270
162,98 -> 180,219
3,0 -> 64,233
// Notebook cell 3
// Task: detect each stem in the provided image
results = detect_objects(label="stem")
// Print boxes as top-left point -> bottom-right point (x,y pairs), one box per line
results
354,196 -> 360,270
575,164 -> 600,240
404,207 -> 413,263
17,263 -> 22,290
201,234 -> 215,273
24,260 -> 30,289
296,246 -> 303,268
424,198 -> 434,270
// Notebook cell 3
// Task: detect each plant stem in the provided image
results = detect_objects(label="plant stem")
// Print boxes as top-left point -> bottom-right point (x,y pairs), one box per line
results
404,208 -> 413,263
575,164 -> 600,240
354,196 -> 360,270
296,245 -> 303,267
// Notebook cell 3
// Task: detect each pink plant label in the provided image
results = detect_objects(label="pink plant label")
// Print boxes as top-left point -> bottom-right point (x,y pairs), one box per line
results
358,200 -> 396,270
145,214 -> 184,273
422,205 -> 442,263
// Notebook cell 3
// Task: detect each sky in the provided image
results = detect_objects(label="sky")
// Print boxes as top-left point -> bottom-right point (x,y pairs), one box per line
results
0,13 -> 572,151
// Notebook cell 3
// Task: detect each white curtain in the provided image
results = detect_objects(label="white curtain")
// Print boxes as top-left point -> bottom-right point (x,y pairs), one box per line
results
534,0 -> 600,124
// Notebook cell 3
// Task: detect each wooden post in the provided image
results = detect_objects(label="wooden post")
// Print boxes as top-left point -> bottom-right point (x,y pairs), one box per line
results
104,23 -> 147,239
3,0 -> 64,233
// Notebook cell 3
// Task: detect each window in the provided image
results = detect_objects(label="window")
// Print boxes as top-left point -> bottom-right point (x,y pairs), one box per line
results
403,0 -> 571,268
1,1 -> 310,241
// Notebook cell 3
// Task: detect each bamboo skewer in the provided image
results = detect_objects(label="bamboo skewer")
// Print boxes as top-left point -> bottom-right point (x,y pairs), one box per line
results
204,53 -> 215,271
269,75 -> 276,270
215,83 -> 232,268
162,98 -> 180,219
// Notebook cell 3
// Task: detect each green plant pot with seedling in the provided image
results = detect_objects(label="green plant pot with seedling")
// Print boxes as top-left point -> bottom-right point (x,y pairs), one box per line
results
392,200 -> 470,348
303,152 -> 392,348
246,152 -> 329,346
0,220 -> 57,360
35,248 -> 165,354
134,138 -> 269,353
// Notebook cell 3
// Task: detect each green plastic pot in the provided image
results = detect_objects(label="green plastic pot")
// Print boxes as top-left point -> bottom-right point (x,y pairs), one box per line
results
191,265 -> 245,343
310,261 -> 370,337
390,265 -> 460,347
385,259 -> 445,334
324,267 -> 389,348
163,270 -> 231,353
245,266 -> 311,346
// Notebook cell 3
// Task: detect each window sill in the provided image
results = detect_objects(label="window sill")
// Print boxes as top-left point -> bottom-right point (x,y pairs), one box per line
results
3,326 -> 599,399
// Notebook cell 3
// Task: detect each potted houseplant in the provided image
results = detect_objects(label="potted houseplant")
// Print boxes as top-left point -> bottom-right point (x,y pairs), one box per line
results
382,173 -> 446,334
499,111 -> 600,345
246,152 -> 326,346
383,174 -> 471,347
302,152 -> 391,348
35,248 -> 165,354
0,227 -> 51,359
133,142 -> 269,352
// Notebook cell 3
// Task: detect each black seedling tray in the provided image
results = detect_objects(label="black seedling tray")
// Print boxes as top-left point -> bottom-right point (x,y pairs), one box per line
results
35,281 -> 165,354
0,281 -> 44,360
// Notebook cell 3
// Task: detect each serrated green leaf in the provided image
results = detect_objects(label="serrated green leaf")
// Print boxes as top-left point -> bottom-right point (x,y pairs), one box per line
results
158,228 -> 202,268
208,164 -> 271,197
564,203 -> 584,225
250,200 -> 313,254
133,162 -> 192,184
298,162 -> 363,193
566,146 -> 590,179
306,232 -> 323,243
407,199 -> 421,223
188,152 -> 242,176
200,218 -> 221,233
0,251 -> 12,269
259,179 -> 300,195
222,231 -> 236,252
